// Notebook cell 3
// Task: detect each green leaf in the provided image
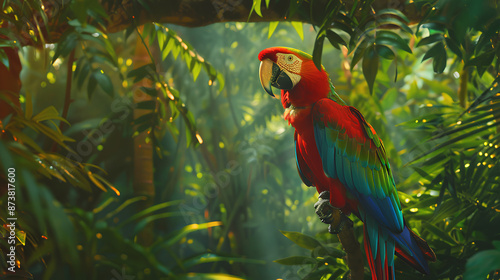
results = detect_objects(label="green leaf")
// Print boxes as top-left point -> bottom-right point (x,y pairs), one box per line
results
351,38 -> 367,68
52,32 -> 78,63
103,196 -> 146,220
362,44 -> 379,94
253,0 -> 262,17
416,34 -> 443,47
192,61 -> 202,81
377,17 -> 413,34
133,112 -> 155,126
32,106 -> 70,125
303,267 -> 330,280
268,21 -> 279,39
140,86 -> 158,96
163,38 -> 175,60
422,42 -> 447,73
291,21 -> 304,40
432,47 -> 447,73
280,230 -> 322,250
464,248 -> 500,280
127,63 -> 154,82
274,256 -> 316,265
326,29 -> 347,50
157,31 -> 166,50
157,222 -> 223,249
217,72 -> 225,91
87,73 -> 97,99
424,223 -> 457,245
466,50 -> 495,68
136,100 -> 156,110
312,33 -> 325,71
375,30 -> 412,53
375,44 -> 395,60
10,129 -> 43,153
15,230 -> 26,246
183,253 -> 265,268
376,8 -> 410,23
176,273 -> 245,280
93,71 -> 114,96
120,200 -> 183,226
332,20 -> 354,36
445,37 -> 462,59
0,141 -> 14,171
76,62 -> 90,89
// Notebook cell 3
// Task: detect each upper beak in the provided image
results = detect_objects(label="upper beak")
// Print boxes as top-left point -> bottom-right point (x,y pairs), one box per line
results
259,59 -> 294,98
259,59 -> 275,97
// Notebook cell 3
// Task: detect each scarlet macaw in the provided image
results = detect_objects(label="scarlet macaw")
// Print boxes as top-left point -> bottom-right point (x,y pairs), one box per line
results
258,47 -> 436,280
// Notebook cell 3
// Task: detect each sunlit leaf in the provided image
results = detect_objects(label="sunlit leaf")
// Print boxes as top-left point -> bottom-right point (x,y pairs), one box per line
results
268,21 -> 279,39
291,22 -> 304,40
120,200 -> 183,226
253,0 -> 262,17
103,196 -> 147,220
176,273 -> 245,280
32,106 -> 70,125
155,222 -> 223,250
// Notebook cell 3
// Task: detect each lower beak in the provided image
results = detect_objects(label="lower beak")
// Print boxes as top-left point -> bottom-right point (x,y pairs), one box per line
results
259,59 -> 294,98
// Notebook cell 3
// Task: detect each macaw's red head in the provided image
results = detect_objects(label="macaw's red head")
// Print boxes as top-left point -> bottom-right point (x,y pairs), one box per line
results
258,47 -> 331,109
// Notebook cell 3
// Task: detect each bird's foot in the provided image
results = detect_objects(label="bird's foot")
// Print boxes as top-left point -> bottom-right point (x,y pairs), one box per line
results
314,191 -> 337,224
314,191 -> 350,234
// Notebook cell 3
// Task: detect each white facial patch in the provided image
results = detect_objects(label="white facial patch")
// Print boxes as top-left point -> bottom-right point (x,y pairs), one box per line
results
276,53 -> 302,87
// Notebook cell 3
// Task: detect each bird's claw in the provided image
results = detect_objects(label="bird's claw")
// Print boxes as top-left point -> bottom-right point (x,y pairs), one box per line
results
314,191 -> 337,224
314,191 -> 350,234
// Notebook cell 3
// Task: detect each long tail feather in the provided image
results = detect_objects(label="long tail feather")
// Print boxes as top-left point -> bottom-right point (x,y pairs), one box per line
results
363,224 -> 395,280
394,225 -> 436,274
363,222 -> 435,279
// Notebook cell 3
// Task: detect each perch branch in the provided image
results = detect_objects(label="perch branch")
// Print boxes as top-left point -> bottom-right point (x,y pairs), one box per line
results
329,209 -> 364,280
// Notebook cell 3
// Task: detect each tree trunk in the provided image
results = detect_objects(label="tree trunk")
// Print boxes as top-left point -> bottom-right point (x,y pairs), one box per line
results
132,28 -> 155,246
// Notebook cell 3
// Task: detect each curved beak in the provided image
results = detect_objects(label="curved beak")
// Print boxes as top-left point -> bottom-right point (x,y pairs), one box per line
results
259,59 -> 275,97
259,59 -> 294,98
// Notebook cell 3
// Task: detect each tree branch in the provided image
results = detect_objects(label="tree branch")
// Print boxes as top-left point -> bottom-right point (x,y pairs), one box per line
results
329,209 -> 364,280
8,0 -> 426,46
337,219 -> 364,280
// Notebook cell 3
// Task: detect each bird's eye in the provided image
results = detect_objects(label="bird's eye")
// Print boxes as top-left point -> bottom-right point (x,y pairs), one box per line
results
287,55 -> 294,61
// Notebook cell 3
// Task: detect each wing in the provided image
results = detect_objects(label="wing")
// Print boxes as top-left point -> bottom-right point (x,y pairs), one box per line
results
312,98 -> 404,233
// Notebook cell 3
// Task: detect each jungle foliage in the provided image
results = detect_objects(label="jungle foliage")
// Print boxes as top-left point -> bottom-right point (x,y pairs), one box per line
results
0,0 -> 499,279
